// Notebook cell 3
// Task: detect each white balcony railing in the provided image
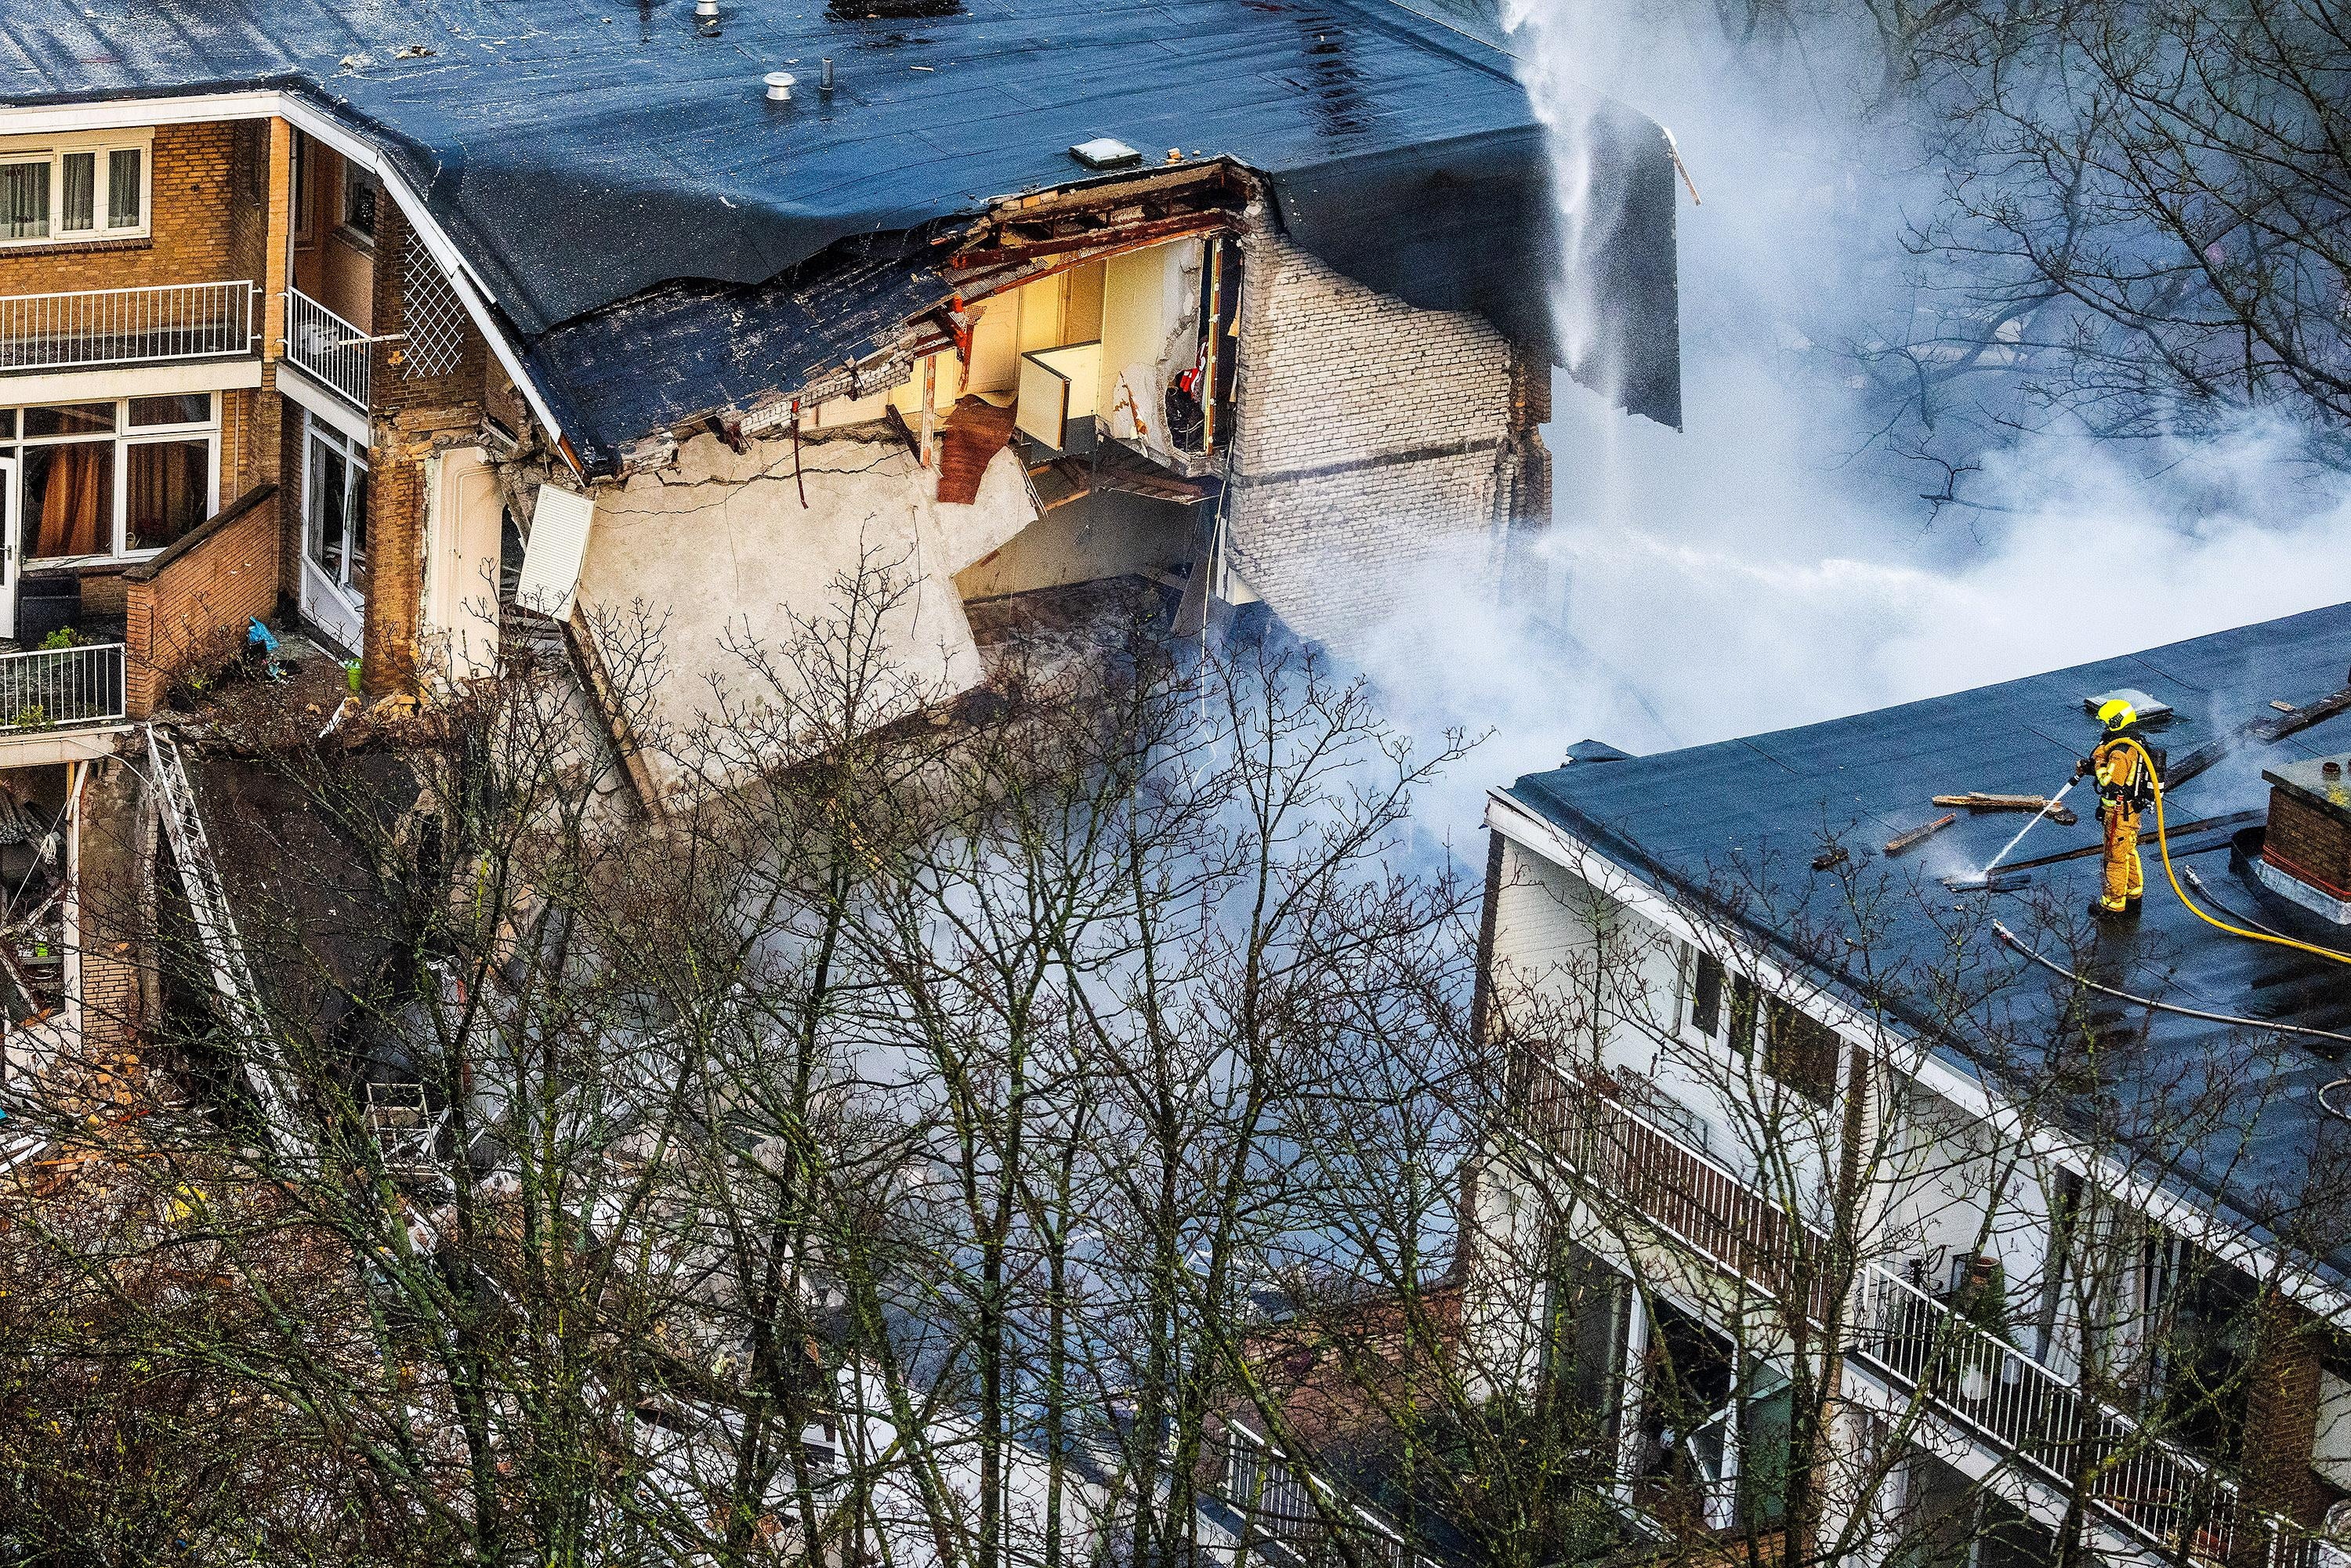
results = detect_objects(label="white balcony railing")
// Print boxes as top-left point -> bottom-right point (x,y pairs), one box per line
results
283,287 -> 371,411
1520,1066 -> 2331,1567
0,281 -> 256,375
0,643 -> 126,731
1849,1262 -> 2328,1566
1207,1421 -> 1434,1568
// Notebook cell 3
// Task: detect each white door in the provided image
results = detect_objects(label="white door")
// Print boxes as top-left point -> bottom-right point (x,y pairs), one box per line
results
0,455 -> 14,641
423,447 -> 503,679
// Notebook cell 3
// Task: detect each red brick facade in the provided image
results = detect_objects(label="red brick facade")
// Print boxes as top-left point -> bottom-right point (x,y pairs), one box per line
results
2265,788 -> 2351,900
121,484 -> 281,716
0,122 -> 256,297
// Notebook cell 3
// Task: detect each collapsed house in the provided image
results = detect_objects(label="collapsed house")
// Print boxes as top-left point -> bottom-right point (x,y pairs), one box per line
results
1472,603 -> 2351,1562
0,0 -> 1677,802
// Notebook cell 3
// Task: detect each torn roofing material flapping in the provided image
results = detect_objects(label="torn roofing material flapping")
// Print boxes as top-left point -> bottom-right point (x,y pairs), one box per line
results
1505,601 -> 2351,1282
0,0 -> 1681,466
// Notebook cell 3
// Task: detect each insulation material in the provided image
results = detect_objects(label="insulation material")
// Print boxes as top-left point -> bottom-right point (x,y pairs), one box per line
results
0,0 -> 1680,465
573,431 -> 1036,790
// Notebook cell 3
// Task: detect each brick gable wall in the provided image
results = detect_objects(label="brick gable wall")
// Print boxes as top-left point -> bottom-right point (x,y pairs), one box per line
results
1221,231 -> 1549,646
360,202 -> 491,696
122,485 -> 281,716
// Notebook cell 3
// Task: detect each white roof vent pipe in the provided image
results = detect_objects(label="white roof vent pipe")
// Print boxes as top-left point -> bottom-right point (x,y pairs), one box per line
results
765,71 -> 796,101
695,0 -> 720,32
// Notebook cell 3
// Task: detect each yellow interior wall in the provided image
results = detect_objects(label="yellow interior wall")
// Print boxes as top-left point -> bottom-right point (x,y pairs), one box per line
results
1016,273 -> 1067,355
967,297 -> 1020,393
1062,261 -> 1106,344
1099,238 -> 1196,440
887,350 -> 965,419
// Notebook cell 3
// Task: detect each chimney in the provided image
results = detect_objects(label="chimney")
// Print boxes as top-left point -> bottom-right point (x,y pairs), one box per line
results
2258,753 -> 2351,923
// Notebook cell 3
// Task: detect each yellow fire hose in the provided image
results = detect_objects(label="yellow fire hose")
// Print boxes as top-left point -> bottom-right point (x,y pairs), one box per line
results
2118,736 -> 2351,970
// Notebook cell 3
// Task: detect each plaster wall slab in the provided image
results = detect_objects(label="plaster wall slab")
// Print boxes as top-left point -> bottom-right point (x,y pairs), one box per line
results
575,429 -> 1035,788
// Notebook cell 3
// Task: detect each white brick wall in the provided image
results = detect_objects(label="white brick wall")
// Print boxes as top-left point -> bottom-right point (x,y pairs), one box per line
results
1223,231 -> 1528,646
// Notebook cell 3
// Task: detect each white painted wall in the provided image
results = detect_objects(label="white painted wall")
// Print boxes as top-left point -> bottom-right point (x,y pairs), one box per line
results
574,429 -> 1036,793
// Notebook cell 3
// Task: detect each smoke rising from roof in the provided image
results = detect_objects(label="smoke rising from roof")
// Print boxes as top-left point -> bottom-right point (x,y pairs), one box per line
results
1352,0 -> 2351,839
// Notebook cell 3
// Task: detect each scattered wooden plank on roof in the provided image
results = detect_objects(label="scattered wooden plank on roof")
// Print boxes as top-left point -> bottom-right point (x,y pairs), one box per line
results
1884,813 -> 1957,856
1933,791 -> 2078,825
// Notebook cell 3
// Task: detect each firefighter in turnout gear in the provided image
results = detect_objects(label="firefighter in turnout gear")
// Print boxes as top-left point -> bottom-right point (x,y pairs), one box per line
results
2077,699 -> 2156,917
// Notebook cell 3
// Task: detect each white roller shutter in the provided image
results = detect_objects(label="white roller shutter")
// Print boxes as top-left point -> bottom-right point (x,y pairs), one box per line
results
514,483 -> 596,621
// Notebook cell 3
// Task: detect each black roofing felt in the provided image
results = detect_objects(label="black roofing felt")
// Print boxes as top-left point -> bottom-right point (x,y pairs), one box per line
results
1507,603 -> 2351,1279
0,0 -> 1679,468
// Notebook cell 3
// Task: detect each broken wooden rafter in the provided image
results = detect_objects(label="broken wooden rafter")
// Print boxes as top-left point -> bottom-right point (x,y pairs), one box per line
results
949,210 -> 1237,270
981,160 -> 1249,224
2252,684 -> 2351,742
1884,814 -> 1958,856
1933,791 -> 2079,826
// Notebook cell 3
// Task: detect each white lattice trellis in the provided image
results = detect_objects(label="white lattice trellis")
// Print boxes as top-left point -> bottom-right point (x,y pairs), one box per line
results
400,233 -> 467,379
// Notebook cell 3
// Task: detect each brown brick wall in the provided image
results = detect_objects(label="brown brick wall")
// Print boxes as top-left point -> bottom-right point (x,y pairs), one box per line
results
0,123 -> 261,298
2238,1295 -> 2327,1537
361,202 -> 488,696
122,486 -> 281,716
2265,789 -> 2351,896
74,759 -> 150,1056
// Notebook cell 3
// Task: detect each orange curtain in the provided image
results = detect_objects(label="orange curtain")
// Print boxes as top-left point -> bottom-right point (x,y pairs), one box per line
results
31,444 -> 109,559
126,440 -> 205,551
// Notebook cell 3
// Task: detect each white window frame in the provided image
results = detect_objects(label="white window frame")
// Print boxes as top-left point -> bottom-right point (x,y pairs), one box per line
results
2,393 -> 222,566
0,129 -> 154,248
302,411 -> 369,603
337,157 -> 379,250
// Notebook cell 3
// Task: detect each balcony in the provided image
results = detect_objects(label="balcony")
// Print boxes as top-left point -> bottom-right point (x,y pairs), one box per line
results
282,287 -> 371,411
0,643 -> 125,733
1520,1062 -> 1835,1318
0,281 -> 257,376
1517,1063 -> 2328,1565
1849,1262 -> 2320,1566
1205,1420 -> 1433,1568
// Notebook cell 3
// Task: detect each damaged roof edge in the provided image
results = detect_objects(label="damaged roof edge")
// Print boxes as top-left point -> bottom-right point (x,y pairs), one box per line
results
531,120 -> 1680,471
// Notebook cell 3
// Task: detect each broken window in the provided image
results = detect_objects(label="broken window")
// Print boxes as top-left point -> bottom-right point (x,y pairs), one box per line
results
342,161 -> 379,243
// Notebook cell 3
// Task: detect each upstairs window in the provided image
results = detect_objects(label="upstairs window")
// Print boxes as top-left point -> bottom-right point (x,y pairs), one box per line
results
1764,999 -> 1842,1108
1689,950 -> 1725,1037
341,162 -> 379,244
0,133 -> 150,246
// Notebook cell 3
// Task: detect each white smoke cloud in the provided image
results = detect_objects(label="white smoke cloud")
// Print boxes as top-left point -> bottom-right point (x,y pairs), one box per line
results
1357,0 -> 2351,839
